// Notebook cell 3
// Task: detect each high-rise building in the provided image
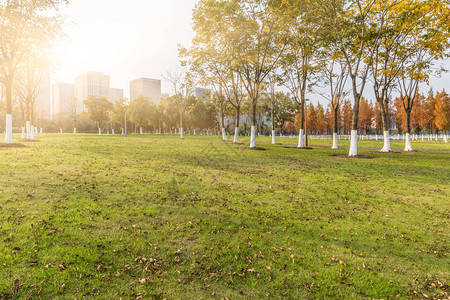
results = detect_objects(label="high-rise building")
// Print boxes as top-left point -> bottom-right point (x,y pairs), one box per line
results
75,71 -> 110,112
52,83 -> 74,118
130,78 -> 161,104
193,87 -> 211,101
110,88 -> 124,103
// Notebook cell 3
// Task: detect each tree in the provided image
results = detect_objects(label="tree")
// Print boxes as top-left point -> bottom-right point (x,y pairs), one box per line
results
369,0 -> 415,151
281,0 -> 321,148
341,99 -> 353,134
318,58 -> 348,148
358,98 -> 373,134
83,96 -> 113,134
191,0 -> 290,148
0,0 -> 66,143
434,90 -> 450,141
317,0 -> 399,155
127,96 -> 153,134
396,0 -> 450,151
158,95 -> 179,133
163,69 -> 194,139
14,55 -> 49,140
111,98 -> 128,133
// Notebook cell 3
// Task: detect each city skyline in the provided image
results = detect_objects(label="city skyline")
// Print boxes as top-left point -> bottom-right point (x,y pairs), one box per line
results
52,0 -> 197,99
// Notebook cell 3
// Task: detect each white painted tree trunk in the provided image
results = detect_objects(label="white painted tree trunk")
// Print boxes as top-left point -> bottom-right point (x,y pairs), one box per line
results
332,132 -> 338,149
271,130 -> 276,144
222,128 -> 227,141
140,127 -> 143,135
444,134 -> 447,143
348,130 -> 358,156
233,127 -> 239,143
375,134 -> 378,141
206,129 -> 209,135
99,128 -> 101,135
30,126 -> 34,140
174,128 -> 177,135
40,128 -> 42,134
112,129 -> 115,134
421,133 -> 424,141
297,129 -> 304,148
60,128 -> 63,134
435,134 -> 438,141
5,114 -> 13,143
380,131 -> 391,152
180,127 -> 184,139
194,129 -> 196,136
121,128 -> 124,135
404,133 -> 413,151
21,127 -> 25,139
250,126 -> 256,148
26,121 -> 31,140
74,128 -> 77,134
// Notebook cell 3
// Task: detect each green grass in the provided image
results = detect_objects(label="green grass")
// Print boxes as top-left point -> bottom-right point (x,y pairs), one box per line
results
0,133 -> 448,299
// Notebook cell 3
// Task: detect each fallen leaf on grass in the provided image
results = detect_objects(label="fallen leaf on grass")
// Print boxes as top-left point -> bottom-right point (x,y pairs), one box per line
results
177,278 -> 193,283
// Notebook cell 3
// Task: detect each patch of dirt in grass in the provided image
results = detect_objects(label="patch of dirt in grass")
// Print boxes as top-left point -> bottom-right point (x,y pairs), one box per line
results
226,141 -> 244,145
284,146 -> 313,150
0,143 -> 27,148
377,150 -> 402,154
329,153 -> 374,159
240,146 -> 266,151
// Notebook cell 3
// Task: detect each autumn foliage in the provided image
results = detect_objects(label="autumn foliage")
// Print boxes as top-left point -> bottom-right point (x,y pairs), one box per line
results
290,90 -> 449,135
394,90 -> 450,134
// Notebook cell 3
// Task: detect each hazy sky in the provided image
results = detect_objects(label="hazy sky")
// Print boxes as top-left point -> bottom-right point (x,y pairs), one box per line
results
53,0 -> 198,97
53,0 -> 448,103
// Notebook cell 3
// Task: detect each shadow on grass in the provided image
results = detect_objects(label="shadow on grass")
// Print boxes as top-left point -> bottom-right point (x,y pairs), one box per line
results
329,153 -> 374,159
239,147 -> 267,151
284,146 -> 313,150
0,143 -> 27,148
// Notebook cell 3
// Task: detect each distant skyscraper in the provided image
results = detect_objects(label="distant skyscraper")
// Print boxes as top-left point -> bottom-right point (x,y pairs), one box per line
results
52,83 -> 74,118
110,88 -> 124,102
193,87 -> 211,101
130,78 -> 161,104
75,71 -> 110,112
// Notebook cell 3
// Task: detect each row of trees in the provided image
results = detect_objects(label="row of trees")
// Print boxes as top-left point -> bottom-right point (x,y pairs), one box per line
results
75,87 -> 448,142
0,0 -> 66,143
292,90 -> 450,136
77,95 -> 217,136
176,0 -> 449,154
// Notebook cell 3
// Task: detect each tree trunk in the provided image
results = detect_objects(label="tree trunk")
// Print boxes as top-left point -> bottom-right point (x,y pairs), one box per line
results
234,106 -> 240,143
349,94 -> 360,156
297,101 -> 305,148
404,110 -> 412,151
180,111 -> 184,139
4,81 -> 13,143
250,98 -> 257,148
332,107 -> 339,149
380,102 -> 391,152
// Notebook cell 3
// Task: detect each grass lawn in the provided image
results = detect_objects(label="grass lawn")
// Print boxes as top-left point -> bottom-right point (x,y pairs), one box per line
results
0,134 -> 448,299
